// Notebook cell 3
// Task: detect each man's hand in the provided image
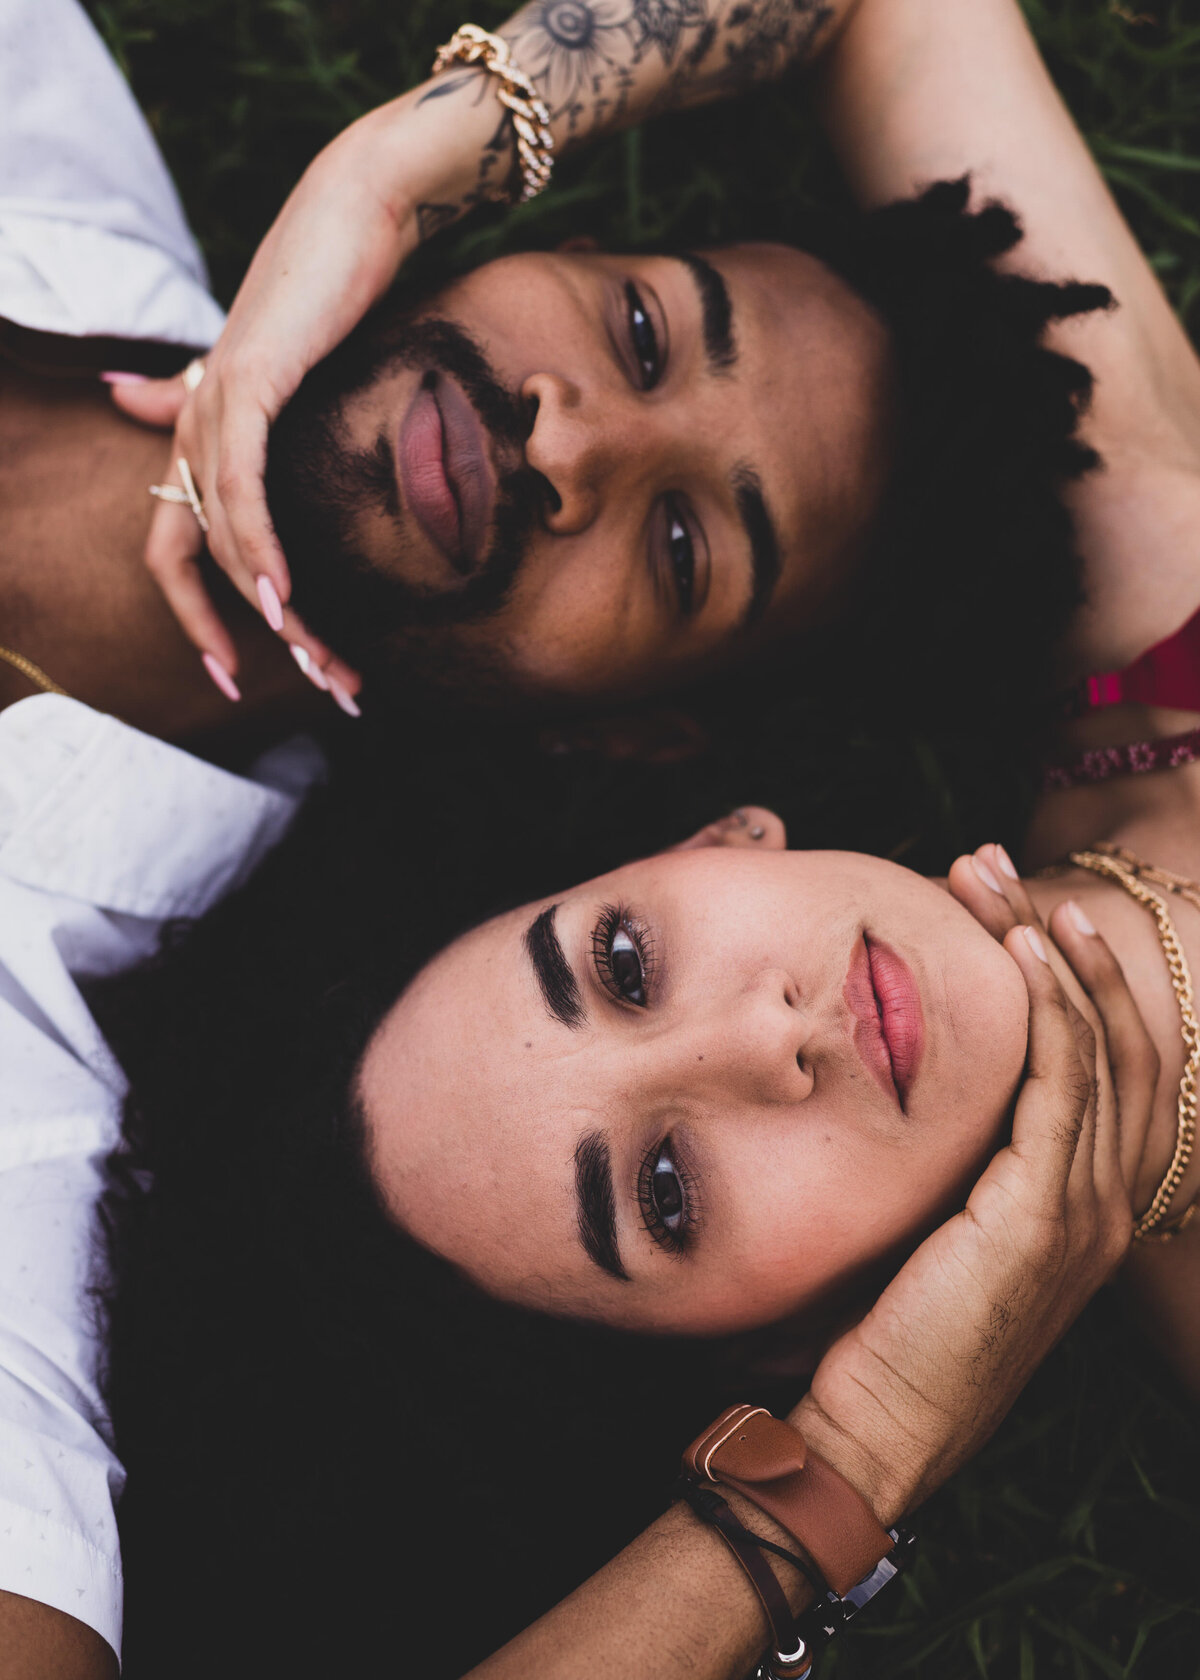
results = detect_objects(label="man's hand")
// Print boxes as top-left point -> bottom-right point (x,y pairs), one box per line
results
792,858 -> 1156,1522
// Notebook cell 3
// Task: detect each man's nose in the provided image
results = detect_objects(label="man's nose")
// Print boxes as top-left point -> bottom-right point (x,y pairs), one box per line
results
662,969 -> 817,1106
520,370 -> 620,535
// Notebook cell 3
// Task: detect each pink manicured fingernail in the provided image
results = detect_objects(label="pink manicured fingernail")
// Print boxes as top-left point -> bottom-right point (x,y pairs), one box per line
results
256,574 -> 285,632
971,855 -> 1003,894
202,652 -> 241,702
994,845 -> 1019,880
99,370 -> 149,385
290,644 -> 329,691
328,678 -> 362,719
1023,925 -> 1049,962
1066,900 -> 1096,936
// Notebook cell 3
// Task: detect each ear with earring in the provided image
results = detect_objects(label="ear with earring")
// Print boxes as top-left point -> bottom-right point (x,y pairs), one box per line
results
671,806 -> 787,852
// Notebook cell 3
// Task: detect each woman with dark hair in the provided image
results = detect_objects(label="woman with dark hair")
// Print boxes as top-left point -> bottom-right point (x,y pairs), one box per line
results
78,708 -> 1174,1679
0,683 -> 1150,1680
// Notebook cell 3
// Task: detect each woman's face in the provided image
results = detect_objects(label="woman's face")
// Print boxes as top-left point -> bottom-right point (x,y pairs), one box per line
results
360,838 -> 1029,1335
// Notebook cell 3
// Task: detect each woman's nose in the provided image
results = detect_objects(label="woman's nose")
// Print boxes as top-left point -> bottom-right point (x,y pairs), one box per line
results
680,970 -> 816,1104
520,370 -> 614,535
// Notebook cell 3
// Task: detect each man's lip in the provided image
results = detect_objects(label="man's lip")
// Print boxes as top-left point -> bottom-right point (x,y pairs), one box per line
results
843,935 -> 925,1109
396,374 -> 497,575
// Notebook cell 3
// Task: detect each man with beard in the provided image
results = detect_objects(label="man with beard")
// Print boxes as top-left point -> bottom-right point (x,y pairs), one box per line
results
9,0 -> 1173,757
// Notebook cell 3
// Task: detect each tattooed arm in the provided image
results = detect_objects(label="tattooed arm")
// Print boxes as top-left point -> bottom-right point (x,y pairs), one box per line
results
418,0 -> 852,234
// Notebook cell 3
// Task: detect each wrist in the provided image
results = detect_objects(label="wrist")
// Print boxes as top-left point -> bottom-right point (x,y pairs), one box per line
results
786,1395 -> 916,1529
350,75 -> 514,227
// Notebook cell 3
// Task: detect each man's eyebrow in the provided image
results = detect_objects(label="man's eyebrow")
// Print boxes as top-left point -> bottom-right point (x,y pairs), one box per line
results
574,1131 -> 629,1282
676,252 -> 736,373
525,904 -> 585,1030
733,464 -> 783,629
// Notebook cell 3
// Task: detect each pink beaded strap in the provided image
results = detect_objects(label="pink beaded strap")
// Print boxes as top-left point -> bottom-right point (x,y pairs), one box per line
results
1041,725 -> 1200,792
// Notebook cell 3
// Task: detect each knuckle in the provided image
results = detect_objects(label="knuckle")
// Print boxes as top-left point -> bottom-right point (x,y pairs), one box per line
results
1062,1061 -> 1096,1116
1025,1218 -> 1067,1277
213,463 -> 241,504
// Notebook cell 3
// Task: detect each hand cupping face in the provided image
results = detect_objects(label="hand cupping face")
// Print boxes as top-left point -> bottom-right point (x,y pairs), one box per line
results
798,845 -> 1154,1525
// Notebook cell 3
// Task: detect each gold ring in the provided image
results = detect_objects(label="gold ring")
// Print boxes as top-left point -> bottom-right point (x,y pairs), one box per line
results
149,456 -> 209,533
181,357 -> 207,394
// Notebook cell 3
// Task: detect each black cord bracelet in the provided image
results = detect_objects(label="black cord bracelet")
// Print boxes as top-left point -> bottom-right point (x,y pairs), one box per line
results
673,1477 -> 827,1602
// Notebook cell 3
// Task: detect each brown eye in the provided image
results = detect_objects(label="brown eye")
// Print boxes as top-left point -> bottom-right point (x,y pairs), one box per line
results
592,904 -> 655,1009
609,926 -> 646,1006
625,282 -> 661,390
651,1150 -> 684,1227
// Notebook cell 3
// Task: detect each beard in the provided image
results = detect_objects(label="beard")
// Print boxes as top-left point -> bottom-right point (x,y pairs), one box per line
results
264,298 -> 544,688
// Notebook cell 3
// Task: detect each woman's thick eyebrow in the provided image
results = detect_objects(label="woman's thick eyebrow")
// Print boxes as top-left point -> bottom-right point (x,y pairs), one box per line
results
574,1130 -> 629,1281
524,904 -> 586,1029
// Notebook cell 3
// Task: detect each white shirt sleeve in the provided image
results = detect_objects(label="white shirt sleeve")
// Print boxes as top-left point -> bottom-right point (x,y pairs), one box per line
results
0,0 -> 225,346
0,696 -> 318,1665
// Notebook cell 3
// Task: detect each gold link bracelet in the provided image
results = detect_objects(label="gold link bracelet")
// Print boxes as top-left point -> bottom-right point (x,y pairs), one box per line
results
430,25 -> 554,204
1070,846 -> 1199,1240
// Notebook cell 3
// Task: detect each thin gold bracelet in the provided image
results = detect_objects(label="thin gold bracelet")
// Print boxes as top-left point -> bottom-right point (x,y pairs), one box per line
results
430,24 -> 554,204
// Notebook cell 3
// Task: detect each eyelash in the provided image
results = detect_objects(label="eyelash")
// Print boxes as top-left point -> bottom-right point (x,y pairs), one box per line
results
636,1136 -> 697,1255
591,902 -> 656,1009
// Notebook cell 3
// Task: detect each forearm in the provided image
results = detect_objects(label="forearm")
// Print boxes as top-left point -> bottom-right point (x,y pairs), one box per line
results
347,0 -> 864,245
465,1395 -> 911,1680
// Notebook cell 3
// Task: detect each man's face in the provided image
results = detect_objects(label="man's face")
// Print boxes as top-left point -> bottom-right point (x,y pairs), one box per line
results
267,244 -> 896,704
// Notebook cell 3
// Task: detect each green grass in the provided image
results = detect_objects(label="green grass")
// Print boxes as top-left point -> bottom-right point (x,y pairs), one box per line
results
82,3 -> 1200,1675
86,0 -> 1200,329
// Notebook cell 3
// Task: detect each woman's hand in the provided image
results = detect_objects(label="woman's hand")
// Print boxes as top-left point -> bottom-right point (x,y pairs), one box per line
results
790,869 -> 1156,1523
108,78 -> 509,701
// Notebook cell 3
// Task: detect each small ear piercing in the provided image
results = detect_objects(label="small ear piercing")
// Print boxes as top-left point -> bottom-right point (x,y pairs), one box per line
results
750,825 -> 766,840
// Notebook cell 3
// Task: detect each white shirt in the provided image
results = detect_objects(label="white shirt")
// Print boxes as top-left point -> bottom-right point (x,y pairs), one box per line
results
0,0 -> 225,346
0,696 -> 315,1661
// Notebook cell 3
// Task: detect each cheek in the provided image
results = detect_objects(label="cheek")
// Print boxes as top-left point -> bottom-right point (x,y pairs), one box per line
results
492,537 -> 647,694
690,1120 -> 922,1332
930,941 -> 1029,1153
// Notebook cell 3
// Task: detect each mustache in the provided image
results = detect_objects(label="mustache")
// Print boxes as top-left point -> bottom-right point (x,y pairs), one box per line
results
338,315 -> 544,626
268,305 -> 550,648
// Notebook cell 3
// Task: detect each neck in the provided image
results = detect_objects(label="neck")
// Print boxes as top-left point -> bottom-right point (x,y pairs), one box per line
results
0,357 -> 316,761
1022,727 -> 1200,1228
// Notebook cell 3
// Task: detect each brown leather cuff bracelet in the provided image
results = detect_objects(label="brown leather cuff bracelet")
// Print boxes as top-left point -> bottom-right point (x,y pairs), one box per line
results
683,1404 -> 894,1597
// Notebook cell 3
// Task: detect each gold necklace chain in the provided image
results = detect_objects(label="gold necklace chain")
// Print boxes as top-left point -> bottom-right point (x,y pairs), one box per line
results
1070,846 -> 1198,1241
0,641 -> 68,697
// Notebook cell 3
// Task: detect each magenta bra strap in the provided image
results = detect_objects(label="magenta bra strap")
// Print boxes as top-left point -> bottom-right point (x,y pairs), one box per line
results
1077,603 -> 1200,717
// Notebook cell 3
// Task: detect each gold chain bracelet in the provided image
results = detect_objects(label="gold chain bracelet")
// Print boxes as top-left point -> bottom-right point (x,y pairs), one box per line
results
431,25 -> 554,204
1070,847 -> 1198,1240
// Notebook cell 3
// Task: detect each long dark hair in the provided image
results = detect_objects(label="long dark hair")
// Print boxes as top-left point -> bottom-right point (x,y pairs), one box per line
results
89,738 -> 781,1679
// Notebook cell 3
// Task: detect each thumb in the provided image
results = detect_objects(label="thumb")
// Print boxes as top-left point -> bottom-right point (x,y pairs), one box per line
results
100,372 -> 187,429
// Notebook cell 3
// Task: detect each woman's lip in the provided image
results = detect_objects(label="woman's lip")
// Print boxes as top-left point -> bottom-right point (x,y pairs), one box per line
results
844,936 -> 898,1104
865,936 -> 925,1108
395,374 -> 497,574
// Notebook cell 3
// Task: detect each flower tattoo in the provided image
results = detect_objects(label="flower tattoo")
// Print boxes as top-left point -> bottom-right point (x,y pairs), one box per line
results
631,0 -> 707,61
509,0 -> 634,117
